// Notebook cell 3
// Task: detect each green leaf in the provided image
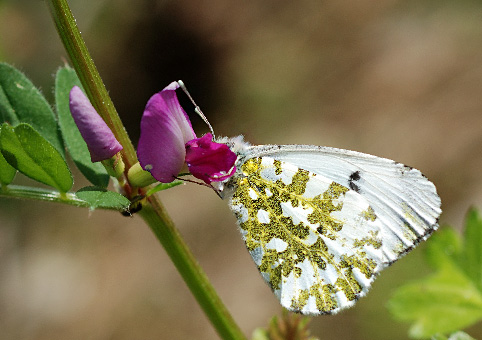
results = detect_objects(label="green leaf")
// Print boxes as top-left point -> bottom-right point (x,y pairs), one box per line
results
389,210 -> 482,338
0,151 -> 16,185
459,208 -> 482,291
0,125 -> 16,185
76,186 -> 130,210
0,76 -> 18,125
388,261 -> 482,338
55,65 -> 109,187
145,181 -> 183,197
0,62 -> 65,157
425,227 -> 461,271
0,123 -> 73,192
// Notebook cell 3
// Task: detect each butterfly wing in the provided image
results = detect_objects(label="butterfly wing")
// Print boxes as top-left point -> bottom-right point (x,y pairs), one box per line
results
225,144 -> 441,315
240,145 -> 441,263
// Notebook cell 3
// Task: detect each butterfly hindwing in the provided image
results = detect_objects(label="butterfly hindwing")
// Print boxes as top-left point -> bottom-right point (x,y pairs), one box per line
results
229,156 -> 392,314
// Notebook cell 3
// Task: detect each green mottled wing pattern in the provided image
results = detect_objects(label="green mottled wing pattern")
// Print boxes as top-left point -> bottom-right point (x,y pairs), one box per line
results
228,156 -> 387,314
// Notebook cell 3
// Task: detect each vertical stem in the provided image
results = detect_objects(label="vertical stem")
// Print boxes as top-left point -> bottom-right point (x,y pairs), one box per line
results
140,196 -> 247,340
46,0 -> 137,168
46,1 -> 246,339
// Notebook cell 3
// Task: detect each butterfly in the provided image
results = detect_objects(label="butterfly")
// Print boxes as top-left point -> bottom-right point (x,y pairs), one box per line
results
176,81 -> 441,315
213,137 -> 441,315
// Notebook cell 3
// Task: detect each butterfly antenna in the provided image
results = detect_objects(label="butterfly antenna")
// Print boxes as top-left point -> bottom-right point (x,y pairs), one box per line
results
178,80 -> 215,138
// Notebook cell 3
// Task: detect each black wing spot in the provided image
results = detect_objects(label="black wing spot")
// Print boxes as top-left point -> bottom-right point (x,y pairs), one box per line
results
348,171 -> 361,193
395,161 -> 414,175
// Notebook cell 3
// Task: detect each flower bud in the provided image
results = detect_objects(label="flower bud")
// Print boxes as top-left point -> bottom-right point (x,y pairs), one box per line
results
69,86 -> 123,163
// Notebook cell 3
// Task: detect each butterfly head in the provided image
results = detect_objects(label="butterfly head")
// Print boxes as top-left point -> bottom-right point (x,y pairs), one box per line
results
207,135 -> 251,198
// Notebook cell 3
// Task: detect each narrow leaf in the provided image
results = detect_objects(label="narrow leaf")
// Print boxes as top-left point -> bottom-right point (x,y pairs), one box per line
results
0,125 -> 16,185
76,186 -> 130,210
145,181 -> 183,197
0,123 -> 73,192
0,62 -> 65,157
55,66 -> 109,187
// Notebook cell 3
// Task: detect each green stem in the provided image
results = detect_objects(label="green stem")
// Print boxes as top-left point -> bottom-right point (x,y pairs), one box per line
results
46,0 -> 137,169
45,1 -> 246,339
140,195 -> 247,340
0,184 -> 98,209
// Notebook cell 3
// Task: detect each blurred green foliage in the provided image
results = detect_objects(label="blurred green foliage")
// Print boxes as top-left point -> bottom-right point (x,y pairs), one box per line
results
431,331 -> 476,340
389,209 -> 482,338
252,312 -> 319,340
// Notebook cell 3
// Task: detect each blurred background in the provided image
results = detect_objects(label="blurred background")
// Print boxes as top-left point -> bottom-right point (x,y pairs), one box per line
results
1,0 -> 482,338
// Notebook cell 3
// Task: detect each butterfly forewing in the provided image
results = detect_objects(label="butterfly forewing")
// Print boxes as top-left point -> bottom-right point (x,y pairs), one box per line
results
229,156 -> 392,314
241,145 -> 441,264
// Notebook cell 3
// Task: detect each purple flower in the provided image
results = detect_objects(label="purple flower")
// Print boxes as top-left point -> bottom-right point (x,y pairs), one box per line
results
137,81 -> 237,184
69,86 -> 123,162
137,82 -> 196,183
185,133 -> 237,184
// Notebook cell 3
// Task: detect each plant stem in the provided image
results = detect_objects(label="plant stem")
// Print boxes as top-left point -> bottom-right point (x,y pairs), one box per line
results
45,1 -> 246,339
140,195 -> 247,340
46,0 -> 137,169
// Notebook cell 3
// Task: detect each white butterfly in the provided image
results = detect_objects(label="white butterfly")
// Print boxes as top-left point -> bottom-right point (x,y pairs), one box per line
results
177,81 -> 441,315
214,137 -> 441,315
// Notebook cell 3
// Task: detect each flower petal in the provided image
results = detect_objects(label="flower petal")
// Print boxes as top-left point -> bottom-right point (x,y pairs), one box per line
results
185,133 -> 237,184
137,81 -> 196,183
69,86 -> 123,162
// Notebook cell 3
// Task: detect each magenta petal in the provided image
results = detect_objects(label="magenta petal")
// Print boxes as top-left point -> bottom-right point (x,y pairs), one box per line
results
69,86 -> 123,162
137,81 -> 196,183
185,133 -> 237,184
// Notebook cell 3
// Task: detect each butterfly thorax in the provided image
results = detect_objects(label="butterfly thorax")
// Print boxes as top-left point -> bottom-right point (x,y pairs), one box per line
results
213,135 -> 251,199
